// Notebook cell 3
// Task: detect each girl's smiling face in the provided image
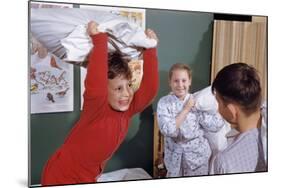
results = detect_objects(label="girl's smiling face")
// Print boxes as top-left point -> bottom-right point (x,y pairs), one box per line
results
169,69 -> 191,100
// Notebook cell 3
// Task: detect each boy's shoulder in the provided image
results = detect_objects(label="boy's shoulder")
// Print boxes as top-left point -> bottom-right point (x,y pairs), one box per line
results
221,129 -> 258,158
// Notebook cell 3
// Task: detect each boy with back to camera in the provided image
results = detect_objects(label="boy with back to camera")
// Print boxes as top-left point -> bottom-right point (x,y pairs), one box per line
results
41,21 -> 159,186
212,63 -> 267,174
157,63 -> 226,177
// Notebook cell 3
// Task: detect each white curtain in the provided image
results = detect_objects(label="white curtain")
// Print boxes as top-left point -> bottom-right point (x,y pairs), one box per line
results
211,17 -> 267,100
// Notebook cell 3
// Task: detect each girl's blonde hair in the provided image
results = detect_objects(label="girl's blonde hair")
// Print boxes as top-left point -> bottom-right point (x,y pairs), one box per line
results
169,63 -> 192,80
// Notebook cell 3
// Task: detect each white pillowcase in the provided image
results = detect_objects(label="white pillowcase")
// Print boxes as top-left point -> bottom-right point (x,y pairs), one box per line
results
31,8 -> 157,63
193,86 -> 218,113
193,86 -> 230,152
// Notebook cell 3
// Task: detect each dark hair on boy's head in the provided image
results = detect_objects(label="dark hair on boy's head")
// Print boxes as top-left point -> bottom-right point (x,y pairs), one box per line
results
108,52 -> 132,80
169,63 -> 192,80
212,63 -> 262,115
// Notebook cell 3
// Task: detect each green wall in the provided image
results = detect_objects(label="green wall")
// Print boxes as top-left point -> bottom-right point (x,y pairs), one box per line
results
30,8 -> 213,186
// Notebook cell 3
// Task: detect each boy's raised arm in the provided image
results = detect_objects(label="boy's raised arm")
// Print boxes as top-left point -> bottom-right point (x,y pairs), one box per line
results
84,21 -> 108,98
129,29 -> 159,114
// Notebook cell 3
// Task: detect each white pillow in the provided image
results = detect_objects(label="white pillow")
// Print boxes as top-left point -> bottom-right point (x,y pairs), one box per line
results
31,8 -> 157,63
193,86 -> 218,113
194,86 -> 230,153
204,122 -> 231,153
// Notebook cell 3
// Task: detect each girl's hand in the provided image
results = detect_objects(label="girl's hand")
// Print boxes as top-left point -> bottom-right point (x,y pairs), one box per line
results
184,96 -> 195,111
87,21 -> 100,36
145,29 -> 159,44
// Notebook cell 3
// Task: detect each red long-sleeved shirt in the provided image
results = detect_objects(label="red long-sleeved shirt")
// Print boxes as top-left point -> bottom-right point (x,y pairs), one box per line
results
41,33 -> 159,186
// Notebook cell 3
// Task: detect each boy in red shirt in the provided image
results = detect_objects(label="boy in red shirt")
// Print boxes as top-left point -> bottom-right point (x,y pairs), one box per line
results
41,21 -> 159,186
